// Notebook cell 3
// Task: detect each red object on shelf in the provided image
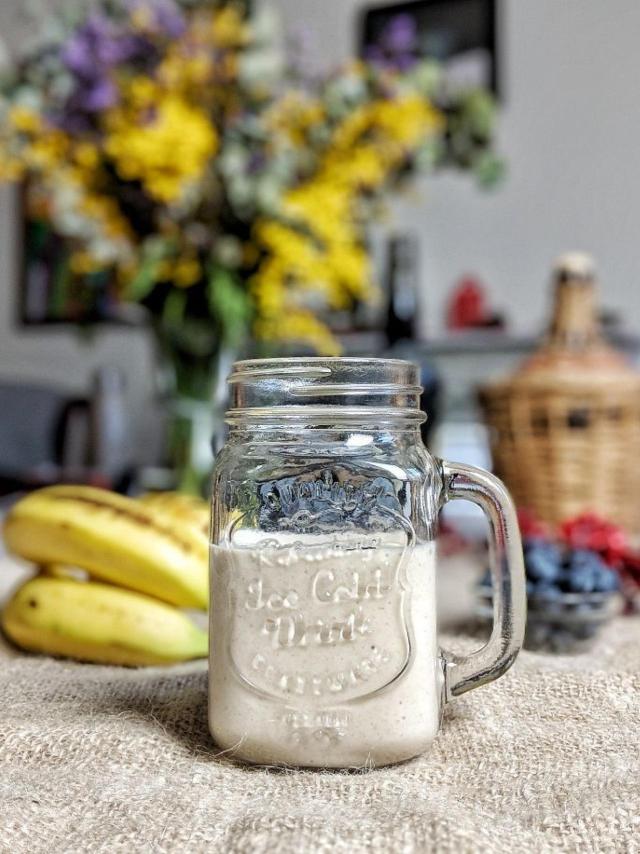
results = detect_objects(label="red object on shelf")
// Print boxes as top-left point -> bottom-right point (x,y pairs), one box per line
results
517,508 -> 553,540
446,277 -> 487,329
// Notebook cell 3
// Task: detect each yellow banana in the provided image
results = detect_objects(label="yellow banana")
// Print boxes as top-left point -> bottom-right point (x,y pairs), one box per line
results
1,575 -> 208,666
40,564 -> 88,580
3,485 -> 208,609
139,491 -> 209,539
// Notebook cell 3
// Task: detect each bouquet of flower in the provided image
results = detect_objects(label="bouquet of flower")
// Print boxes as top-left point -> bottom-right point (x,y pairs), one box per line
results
0,0 -> 501,363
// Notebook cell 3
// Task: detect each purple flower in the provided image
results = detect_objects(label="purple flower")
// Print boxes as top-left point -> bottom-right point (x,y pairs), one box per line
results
58,9 -> 164,128
393,53 -> 417,73
381,14 -> 418,54
61,35 -> 95,79
366,13 -> 419,72
126,0 -> 186,39
364,45 -> 385,65
80,78 -> 118,111
54,1 -> 187,131
49,109 -> 91,134
150,0 -> 186,39
63,15 -> 115,77
61,13 -> 149,82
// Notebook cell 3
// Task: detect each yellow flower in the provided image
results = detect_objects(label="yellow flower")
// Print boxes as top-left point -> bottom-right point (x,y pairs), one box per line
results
73,142 -> 100,170
104,94 -> 217,203
327,96 -> 442,171
76,192 -> 130,240
211,5 -> 248,48
265,92 -> 325,145
8,105 -> 41,134
173,256 -> 202,288
117,260 -> 138,288
127,76 -> 158,107
158,51 -> 214,94
252,90 -> 442,350
156,259 -> 174,280
373,94 -> 443,148
24,130 -> 69,171
344,146 -> 387,187
70,251 -> 101,275
254,311 -> 341,356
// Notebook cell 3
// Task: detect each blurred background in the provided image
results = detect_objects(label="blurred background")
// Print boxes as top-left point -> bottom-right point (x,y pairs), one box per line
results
2,0 -> 640,655
1,0 -> 639,505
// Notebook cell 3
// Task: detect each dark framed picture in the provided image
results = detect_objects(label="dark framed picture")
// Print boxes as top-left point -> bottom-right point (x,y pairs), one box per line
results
359,0 -> 499,97
19,185 -> 126,326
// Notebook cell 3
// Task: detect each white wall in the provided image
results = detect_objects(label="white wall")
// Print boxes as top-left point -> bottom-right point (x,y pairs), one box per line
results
1,0 -> 640,451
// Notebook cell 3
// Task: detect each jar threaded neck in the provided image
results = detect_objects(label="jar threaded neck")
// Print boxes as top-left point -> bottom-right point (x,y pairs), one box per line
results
225,357 -> 425,426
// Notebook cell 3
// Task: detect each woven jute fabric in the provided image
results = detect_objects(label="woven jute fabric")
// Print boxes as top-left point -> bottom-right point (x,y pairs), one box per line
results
1,573 -> 639,853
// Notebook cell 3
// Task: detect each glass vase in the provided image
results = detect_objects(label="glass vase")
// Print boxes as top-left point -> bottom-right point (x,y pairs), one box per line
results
155,326 -> 234,496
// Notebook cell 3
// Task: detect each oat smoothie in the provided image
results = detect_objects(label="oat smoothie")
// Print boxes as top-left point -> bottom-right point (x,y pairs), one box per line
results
209,533 -> 440,767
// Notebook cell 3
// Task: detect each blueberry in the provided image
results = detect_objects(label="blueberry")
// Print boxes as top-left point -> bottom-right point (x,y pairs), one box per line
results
534,584 -> 565,616
525,542 -> 563,582
569,550 -> 602,571
568,565 -> 598,593
532,581 -> 563,599
523,537 -> 557,555
593,565 -> 619,593
564,549 -> 618,594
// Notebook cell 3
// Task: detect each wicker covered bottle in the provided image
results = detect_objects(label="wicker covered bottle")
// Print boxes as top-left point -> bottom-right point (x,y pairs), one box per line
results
479,253 -> 640,532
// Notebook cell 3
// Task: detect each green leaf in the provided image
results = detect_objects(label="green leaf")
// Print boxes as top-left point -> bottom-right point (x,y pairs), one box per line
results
127,258 -> 160,302
473,152 -> 506,189
207,265 -> 252,348
126,238 -> 172,302
162,288 -> 187,328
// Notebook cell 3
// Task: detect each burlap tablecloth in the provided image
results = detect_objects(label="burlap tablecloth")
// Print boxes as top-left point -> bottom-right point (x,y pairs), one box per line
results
1,554 -> 639,854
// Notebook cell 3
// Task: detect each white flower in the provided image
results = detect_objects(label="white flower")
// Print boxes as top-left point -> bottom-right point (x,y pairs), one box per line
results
238,47 -> 284,88
249,3 -> 282,45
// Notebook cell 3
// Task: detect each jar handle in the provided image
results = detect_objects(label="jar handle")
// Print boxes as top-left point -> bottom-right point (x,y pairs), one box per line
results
438,460 -> 527,699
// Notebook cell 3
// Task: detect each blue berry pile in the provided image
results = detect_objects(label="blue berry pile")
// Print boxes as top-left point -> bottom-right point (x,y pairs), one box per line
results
478,539 -> 620,651
480,540 -> 620,598
523,540 -> 620,598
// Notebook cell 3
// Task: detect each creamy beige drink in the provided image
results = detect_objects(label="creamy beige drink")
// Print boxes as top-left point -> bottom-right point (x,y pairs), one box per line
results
209,533 -> 440,767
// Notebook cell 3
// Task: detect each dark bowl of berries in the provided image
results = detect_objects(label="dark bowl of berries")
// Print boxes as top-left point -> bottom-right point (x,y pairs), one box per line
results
477,539 -> 622,653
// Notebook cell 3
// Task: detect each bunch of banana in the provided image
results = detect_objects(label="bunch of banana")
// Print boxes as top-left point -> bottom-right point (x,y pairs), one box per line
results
2,485 -> 210,667
139,490 -> 210,540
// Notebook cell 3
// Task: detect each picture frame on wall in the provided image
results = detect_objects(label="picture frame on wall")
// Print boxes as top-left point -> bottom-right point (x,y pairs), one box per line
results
359,0 -> 499,97
18,185 -> 138,326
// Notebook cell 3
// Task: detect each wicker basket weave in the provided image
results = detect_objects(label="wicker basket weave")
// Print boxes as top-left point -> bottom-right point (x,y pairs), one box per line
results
479,253 -> 640,533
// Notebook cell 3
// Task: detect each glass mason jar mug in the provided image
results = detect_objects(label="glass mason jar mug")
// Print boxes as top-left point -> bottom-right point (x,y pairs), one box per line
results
209,358 -> 526,768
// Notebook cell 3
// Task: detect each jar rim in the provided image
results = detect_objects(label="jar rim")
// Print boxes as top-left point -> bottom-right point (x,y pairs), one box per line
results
226,357 -> 424,419
230,356 -> 417,368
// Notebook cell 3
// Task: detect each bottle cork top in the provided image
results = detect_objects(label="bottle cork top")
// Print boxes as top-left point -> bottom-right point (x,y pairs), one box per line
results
552,252 -> 596,281
482,253 -> 638,390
